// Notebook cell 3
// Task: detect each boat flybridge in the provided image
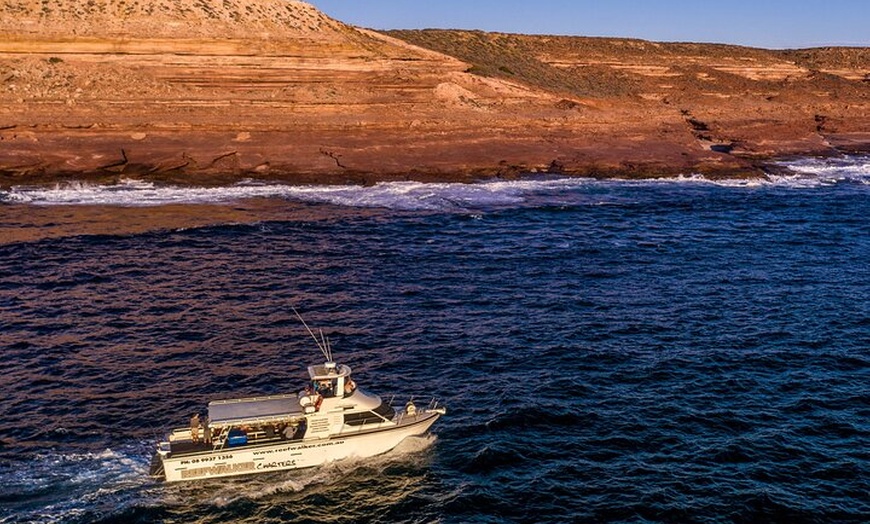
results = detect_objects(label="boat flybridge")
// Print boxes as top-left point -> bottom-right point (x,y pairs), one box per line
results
150,318 -> 446,482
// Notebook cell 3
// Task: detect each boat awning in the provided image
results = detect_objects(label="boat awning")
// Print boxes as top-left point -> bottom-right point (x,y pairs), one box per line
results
208,394 -> 304,427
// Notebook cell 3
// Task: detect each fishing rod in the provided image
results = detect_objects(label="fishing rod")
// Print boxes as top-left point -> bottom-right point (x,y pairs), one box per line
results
292,306 -> 332,362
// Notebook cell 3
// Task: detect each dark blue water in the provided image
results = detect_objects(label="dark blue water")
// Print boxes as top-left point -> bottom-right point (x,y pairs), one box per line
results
1,159 -> 869,523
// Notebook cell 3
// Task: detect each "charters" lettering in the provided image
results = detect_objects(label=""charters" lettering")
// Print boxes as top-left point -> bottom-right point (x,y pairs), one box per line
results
257,459 -> 297,470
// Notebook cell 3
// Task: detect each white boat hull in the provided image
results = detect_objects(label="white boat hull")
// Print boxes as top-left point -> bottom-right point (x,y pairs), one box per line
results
158,410 -> 441,482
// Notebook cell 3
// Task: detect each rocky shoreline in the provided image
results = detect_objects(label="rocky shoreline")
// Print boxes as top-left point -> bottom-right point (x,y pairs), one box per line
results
1,1 -> 868,189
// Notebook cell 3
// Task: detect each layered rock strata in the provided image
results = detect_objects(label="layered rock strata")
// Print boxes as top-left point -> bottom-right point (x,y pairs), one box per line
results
0,0 -> 868,187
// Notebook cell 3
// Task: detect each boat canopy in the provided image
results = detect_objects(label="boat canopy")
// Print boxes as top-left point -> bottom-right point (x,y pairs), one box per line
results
208,394 -> 303,427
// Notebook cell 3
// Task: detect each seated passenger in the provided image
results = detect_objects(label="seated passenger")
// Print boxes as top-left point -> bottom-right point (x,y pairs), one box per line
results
319,380 -> 334,397
344,379 -> 356,396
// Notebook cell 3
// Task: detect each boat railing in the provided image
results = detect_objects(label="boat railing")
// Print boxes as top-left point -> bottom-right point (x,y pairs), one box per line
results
168,427 -> 194,442
394,397 -> 442,425
335,396 -> 442,430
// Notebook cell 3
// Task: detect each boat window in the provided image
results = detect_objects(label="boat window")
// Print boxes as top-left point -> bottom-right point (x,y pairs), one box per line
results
314,378 -> 338,398
344,401 -> 395,426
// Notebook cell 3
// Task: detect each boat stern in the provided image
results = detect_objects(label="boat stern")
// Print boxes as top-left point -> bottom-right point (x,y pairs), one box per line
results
149,441 -> 171,479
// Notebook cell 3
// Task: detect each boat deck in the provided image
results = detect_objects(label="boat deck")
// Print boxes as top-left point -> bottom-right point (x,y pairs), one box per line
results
169,440 -> 215,455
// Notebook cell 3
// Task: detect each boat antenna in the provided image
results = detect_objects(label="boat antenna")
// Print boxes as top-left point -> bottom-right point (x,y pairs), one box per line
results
318,329 -> 334,363
292,307 -> 331,362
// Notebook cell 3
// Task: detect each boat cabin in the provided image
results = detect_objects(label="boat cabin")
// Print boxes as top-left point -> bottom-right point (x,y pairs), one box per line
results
164,362 -> 368,454
308,361 -> 356,399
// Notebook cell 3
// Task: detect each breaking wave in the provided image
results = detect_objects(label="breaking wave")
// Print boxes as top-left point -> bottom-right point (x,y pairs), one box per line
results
0,177 -> 555,210
1,155 -> 867,210
771,154 -> 870,187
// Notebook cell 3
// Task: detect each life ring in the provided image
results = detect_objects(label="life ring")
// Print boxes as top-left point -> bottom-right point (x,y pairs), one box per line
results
300,393 -> 322,413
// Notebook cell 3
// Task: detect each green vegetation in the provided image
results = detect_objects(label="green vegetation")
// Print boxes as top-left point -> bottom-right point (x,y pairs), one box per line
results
385,29 -> 870,101
385,29 -> 643,98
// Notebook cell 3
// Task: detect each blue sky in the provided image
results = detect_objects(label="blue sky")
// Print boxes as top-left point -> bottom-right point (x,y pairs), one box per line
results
309,1 -> 870,49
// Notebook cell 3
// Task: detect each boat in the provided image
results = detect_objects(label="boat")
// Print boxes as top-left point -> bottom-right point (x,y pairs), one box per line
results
149,315 -> 446,482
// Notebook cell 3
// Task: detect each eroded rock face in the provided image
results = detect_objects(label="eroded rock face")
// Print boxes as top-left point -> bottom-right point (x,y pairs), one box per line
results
0,0 -> 342,38
0,1 -> 868,187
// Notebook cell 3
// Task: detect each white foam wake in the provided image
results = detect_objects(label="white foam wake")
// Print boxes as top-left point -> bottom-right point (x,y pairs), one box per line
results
772,155 -> 870,187
0,177 -> 596,210
1,446 -> 156,524
1,155 -> 866,210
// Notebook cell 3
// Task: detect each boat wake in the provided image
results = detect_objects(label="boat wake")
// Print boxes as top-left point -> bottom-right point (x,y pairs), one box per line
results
1,155 -> 866,212
0,435 -> 437,523
0,446 -> 157,524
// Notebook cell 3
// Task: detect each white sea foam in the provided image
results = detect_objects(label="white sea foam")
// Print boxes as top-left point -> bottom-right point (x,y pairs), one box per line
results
0,177 -> 596,210
1,155 -> 866,210
773,155 -> 870,187
2,446 -> 155,524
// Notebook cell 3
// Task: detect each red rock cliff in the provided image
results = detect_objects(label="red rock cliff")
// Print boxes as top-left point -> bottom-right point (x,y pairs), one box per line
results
1,0 -> 868,187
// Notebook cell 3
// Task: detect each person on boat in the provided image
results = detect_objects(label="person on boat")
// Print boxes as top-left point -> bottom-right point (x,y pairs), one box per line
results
190,413 -> 200,443
344,378 -> 356,396
203,415 -> 211,445
319,380 -> 334,397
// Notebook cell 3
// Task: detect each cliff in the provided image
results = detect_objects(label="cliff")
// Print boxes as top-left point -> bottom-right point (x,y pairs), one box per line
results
1,0 -> 868,187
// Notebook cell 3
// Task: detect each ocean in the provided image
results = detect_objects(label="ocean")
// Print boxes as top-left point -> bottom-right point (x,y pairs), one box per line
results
1,156 -> 868,523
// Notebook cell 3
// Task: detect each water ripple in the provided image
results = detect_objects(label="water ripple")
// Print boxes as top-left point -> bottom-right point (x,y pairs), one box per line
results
2,158 -> 869,523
